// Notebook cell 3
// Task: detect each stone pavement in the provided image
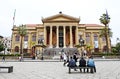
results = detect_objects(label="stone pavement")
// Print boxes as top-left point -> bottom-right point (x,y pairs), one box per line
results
0,60 -> 120,79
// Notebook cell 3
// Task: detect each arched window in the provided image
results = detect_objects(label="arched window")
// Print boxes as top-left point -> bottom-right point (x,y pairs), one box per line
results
15,46 -> 19,52
103,45 -> 107,52
15,35 -> 20,41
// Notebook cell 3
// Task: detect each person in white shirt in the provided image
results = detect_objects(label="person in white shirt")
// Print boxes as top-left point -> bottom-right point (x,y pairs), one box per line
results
63,53 -> 67,66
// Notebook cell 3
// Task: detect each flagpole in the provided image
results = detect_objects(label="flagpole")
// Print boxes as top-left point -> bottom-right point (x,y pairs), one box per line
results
11,9 -> 16,53
13,9 -> 16,27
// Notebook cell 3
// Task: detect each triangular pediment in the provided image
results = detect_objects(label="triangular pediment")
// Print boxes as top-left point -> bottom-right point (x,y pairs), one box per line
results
42,13 -> 80,23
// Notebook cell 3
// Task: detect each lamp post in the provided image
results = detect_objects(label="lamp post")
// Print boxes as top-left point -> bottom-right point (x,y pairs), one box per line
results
41,39 -> 44,60
79,35 -> 84,57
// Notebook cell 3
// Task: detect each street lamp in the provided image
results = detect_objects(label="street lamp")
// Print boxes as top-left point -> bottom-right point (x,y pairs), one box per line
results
38,38 -> 44,60
79,35 -> 84,57
41,47 -> 44,60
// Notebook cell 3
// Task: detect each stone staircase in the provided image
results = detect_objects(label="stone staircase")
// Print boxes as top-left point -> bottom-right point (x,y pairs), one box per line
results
43,47 -> 79,57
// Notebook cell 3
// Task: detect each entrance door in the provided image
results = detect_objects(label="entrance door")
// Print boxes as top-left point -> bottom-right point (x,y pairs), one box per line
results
59,37 -> 63,47
59,27 -> 63,47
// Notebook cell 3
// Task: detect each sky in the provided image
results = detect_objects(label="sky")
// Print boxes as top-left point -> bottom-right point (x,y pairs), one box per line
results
0,0 -> 120,45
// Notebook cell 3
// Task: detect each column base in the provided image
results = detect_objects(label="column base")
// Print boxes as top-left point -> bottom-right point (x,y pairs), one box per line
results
56,46 -> 59,48
49,45 -> 53,48
69,46 -> 73,48
63,46 -> 66,48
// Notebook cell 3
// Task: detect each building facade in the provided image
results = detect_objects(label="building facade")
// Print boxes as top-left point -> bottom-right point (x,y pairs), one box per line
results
0,36 -> 11,54
11,13 -> 111,56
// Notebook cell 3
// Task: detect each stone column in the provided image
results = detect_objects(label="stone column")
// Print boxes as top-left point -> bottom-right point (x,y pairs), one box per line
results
28,32 -> 32,53
50,26 -> 52,48
83,31 -> 86,45
76,26 -> 79,45
70,26 -> 73,48
28,32 -> 31,49
44,26 -> 46,45
90,32 -> 94,51
63,26 -> 66,48
98,34 -> 102,52
56,26 -> 59,48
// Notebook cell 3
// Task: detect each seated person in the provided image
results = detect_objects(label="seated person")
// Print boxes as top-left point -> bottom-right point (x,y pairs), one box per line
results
79,57 -> 86,72
87,56 -> 96,72
79,57 -> 86,67
67,56 -> 77,71
67,56 -> 77,67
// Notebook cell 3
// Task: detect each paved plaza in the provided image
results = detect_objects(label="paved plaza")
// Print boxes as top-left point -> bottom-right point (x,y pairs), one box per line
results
0,60 -> 120,79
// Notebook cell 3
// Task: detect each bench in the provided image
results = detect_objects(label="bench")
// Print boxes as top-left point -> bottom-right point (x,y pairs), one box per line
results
0,66 -> 13,73
68,66 -> 94,73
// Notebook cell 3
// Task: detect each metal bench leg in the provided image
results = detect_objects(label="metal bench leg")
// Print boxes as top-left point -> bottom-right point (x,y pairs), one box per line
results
90,68 -> 93,73
84,68 -> 85,73
87,68 -> 89,72
79,68 -> 82,72
8,67 -> 13,73
69,67 -> 71,73
8,68 -> 11,73
11,67 -> 13,72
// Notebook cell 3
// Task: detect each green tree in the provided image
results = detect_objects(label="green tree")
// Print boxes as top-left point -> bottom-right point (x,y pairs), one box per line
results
18,25 -> 27,60
0,41 -> 4,52
99,13 -> 111,53
111,47 -> 117,53
115,43 -> 120,53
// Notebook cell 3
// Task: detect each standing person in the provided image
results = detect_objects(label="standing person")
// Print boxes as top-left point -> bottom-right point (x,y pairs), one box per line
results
73,53 -> 78,63
2,56 -> 5,61
79,57 -> 86,72
19,56 -> 22,61
63,53 -> 67,66
83,50 -> 87,57
60,54 -> 63,61
87,56 -> 96,72
66,55 -> 69,63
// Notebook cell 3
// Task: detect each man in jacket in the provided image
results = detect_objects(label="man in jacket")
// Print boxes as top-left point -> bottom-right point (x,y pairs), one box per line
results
87,56 -> 96,72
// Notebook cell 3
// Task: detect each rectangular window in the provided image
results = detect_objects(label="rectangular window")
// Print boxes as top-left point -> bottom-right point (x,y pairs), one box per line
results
94,34 -> 98,41
24,35 -> 28,41
86,33 -> 90,43
102,37 -> 106,41
32,34 -> 36,41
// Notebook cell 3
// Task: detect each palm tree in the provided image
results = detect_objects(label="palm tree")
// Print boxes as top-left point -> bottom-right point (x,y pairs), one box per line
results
99,13 -> 111,53
18,24 -> 27,60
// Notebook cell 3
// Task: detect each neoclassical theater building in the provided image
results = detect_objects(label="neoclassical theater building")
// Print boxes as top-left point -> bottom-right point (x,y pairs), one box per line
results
11,12 -> 111,56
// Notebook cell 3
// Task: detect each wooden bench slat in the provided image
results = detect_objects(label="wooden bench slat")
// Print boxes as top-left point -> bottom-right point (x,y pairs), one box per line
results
68,66 -> 94,73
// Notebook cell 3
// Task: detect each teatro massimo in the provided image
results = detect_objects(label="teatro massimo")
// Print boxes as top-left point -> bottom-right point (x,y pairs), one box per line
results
11,12 -> 111,58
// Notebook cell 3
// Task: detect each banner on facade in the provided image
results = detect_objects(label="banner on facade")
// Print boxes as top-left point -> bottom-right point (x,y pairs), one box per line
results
94,41 -> 98,48
24,41 -> 28,48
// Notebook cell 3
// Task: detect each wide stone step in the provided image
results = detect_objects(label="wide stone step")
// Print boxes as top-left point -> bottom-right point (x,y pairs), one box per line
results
43,47 -> 79,56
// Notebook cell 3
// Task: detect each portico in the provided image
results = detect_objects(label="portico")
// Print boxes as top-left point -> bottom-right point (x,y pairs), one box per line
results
44,26 -> 77,48
42,12 -> 80,48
